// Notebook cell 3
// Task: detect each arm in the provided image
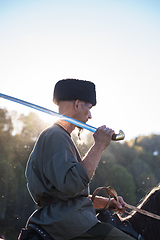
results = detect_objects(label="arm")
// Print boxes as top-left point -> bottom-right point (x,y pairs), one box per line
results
88,195 -> 109,209
79,126 -> 115,180
88,195 -> 127,213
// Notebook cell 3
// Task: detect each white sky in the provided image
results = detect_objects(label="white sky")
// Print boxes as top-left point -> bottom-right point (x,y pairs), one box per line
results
0,0 -> 160,141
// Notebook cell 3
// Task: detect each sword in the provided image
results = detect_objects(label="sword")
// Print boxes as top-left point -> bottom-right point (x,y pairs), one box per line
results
0,93 -> 125,141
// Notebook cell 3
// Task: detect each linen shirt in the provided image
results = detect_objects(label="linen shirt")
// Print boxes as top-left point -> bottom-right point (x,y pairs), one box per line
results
25,124 -> 98,240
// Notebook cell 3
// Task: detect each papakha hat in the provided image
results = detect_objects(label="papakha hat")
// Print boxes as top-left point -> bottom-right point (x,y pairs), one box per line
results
53,79 -> 97,106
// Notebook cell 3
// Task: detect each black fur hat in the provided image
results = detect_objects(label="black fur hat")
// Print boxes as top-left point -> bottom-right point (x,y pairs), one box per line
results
53,79 -> 96,106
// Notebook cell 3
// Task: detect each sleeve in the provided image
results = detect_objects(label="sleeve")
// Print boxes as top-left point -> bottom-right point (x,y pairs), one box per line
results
43,132 -> 90,198
44,149 -> 89,196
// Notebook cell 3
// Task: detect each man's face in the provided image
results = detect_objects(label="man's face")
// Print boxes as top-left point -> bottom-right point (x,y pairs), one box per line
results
75,101 -> 92,123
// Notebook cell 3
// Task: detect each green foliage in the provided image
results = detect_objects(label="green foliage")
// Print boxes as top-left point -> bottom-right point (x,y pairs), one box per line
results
105,164 -> 136,205
134,135 -> 160,154
0,107 -> 160,236
107,141 -> 136,166
0,109 -> 49,233
90,154 -> 136,205
0,108 -> 13,133
0,226 -> 19,240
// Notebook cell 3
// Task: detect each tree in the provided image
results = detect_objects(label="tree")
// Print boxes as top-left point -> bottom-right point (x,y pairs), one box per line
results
19,112 -> 50,140
106,164 -> 136,205
127,158 -> 157,199
107,141 -> 137,167
90,152 -> 136,205
134,135 -> 160,155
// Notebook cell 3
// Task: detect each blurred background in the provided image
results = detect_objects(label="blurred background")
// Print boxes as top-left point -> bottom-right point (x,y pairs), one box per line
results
1,0 -> 160,140
0,0 -> 160,239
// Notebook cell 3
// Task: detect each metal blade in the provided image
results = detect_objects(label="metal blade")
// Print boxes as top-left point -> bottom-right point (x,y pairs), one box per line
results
0,93 -> 125,141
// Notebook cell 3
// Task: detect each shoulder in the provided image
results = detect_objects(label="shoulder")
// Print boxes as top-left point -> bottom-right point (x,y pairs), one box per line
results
38,124 -> 73,149
39,124 -> 70,139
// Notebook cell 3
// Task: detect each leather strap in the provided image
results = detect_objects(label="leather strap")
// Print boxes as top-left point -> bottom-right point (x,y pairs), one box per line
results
92,186 -> 160,220
91,186 -> 116,212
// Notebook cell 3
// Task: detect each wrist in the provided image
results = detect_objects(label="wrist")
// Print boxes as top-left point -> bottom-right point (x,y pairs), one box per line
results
93,143 -> 106,152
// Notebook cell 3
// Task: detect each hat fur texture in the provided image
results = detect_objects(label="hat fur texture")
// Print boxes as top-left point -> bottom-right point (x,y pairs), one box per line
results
53,79 -> 96,106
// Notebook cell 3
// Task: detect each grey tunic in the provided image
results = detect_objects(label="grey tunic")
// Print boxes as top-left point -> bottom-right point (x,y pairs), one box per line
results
25,124 -> 98,240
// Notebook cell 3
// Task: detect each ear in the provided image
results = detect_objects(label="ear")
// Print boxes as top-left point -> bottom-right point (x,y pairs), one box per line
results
74,100 -> 80,111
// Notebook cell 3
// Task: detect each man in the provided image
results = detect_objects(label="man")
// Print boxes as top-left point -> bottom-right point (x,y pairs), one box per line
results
25,79 -> 134,239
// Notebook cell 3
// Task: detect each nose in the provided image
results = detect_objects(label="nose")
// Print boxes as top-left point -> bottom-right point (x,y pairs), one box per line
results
88,111 -> 92,119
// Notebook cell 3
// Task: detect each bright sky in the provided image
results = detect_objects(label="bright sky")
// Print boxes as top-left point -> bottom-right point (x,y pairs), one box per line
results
0,0 -> 160,141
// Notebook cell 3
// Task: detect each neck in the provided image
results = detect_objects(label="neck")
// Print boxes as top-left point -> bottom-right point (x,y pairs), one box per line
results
57,101 -> 77,134
56,119 -> 75,134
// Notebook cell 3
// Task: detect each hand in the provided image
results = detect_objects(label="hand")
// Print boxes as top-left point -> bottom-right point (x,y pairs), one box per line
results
93,126 -> 115,151
109,196 -> 127,213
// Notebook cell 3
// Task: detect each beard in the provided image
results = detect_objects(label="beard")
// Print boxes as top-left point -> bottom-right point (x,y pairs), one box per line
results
77,127 -> 84,140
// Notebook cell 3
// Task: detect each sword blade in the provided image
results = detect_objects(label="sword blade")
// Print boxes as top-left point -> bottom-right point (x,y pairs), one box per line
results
0,93 -> 125,141
0,93 -> 96,132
